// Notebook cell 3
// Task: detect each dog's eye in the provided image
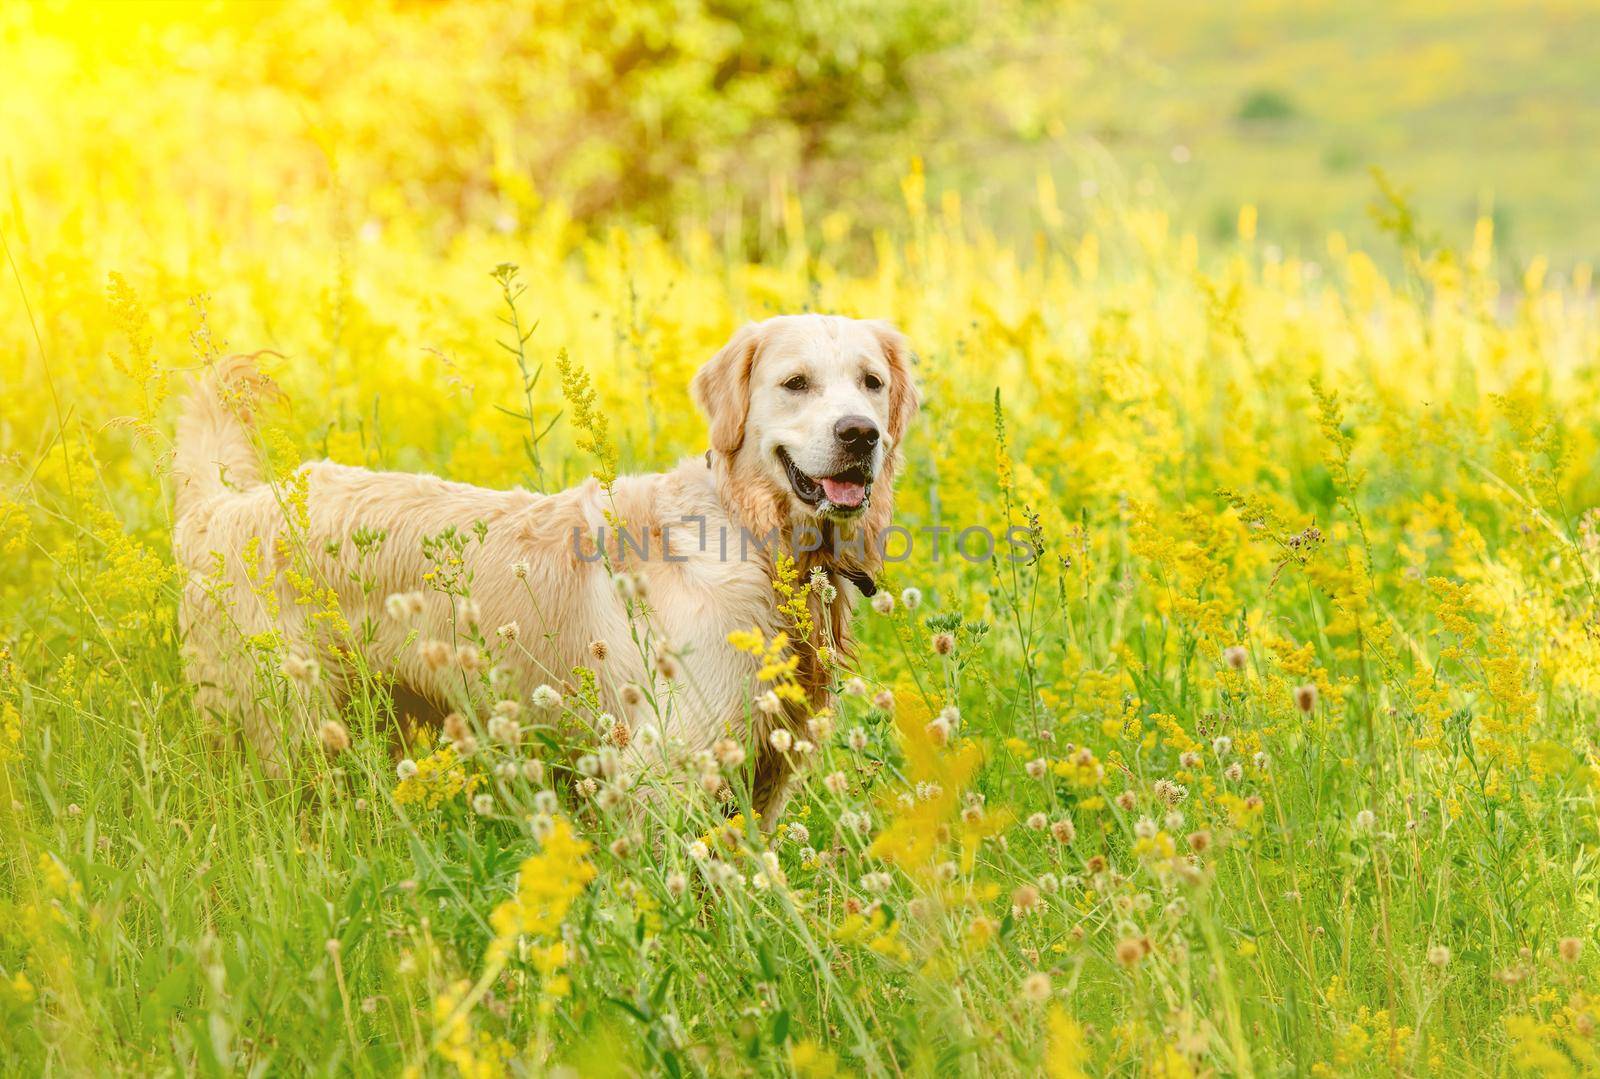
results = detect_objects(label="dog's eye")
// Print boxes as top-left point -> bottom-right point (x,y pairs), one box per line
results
863,373 -> 884,391
782,375 -> 809,392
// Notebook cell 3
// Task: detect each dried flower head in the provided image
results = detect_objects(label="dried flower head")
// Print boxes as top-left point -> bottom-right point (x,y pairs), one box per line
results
1115,937 -> 1146,967
608,717 -> 631,748
318,719 -> 350,753
417,639 -> 452,670
281,652 -> 320,685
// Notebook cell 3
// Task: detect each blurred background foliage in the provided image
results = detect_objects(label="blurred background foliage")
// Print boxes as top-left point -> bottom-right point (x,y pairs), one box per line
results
4,0 -> 1594,268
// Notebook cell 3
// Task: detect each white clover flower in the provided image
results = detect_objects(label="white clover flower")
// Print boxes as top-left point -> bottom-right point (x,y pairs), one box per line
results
861,871 -> 892,893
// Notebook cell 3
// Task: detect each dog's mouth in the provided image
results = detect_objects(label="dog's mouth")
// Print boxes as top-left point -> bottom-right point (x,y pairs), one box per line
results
777,447 -> 872,514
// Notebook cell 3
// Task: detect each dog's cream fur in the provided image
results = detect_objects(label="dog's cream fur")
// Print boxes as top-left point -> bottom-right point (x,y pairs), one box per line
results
173,315 -> 918,816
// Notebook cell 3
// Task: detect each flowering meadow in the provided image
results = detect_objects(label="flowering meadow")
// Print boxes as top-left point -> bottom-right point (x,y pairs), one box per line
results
5,5 -> 1600,1077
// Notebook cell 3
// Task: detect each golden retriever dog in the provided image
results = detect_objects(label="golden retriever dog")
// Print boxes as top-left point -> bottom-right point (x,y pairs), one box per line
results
173,315 -> 918,818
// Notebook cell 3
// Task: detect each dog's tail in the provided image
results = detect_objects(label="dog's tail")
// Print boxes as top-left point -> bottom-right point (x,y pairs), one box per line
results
173,353 -> 281,521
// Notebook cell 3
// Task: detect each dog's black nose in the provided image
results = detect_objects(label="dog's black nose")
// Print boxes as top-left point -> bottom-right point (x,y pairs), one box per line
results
834,415 -> 880,451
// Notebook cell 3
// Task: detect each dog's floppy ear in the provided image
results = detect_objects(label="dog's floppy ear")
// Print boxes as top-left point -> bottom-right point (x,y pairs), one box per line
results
692,321 -> 763,455
868,320 -> 921,445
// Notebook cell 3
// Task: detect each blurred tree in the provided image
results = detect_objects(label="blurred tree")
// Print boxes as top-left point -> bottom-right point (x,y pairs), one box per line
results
3,0 -> 1100,249
484,0 -> 1099,238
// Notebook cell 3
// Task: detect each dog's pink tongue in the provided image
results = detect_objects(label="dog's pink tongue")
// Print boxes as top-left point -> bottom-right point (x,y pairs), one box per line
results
821,476 -> 866,507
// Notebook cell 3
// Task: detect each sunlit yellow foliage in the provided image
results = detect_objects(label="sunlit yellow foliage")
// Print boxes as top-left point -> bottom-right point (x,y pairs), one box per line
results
4,4 -> 1600,1078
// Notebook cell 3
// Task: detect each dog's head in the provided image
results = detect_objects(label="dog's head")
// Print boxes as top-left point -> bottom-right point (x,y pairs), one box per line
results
692,315 -> 919,527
